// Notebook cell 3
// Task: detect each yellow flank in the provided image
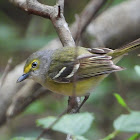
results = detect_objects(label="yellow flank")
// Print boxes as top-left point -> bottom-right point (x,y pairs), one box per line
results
24,59 -> 39,73
45,75 -> 106,96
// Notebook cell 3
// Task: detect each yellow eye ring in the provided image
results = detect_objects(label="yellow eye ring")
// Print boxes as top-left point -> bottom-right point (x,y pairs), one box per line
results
24,59 -> 40,73
32,61 -> 38,68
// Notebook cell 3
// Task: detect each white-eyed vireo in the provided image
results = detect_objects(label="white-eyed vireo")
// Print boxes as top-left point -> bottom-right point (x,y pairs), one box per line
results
17,38 -> 140,97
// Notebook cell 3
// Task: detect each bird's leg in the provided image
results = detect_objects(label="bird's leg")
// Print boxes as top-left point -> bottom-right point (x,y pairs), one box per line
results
75,95 -> 89,113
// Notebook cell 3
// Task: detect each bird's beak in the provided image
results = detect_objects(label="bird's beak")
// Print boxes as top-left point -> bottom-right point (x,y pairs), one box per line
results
17,73 -> 30,83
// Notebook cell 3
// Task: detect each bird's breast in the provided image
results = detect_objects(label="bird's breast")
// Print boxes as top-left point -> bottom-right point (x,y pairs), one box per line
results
44,75 -> 106,96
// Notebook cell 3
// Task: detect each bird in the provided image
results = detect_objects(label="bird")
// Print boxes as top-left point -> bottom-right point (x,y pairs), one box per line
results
17,38 -> 140,109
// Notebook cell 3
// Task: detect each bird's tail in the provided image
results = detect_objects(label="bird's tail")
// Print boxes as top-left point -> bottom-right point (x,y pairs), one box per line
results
108,38 -> 140,60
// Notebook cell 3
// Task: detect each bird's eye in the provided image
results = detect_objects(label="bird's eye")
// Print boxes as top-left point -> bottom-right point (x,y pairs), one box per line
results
32,61 -> 38,68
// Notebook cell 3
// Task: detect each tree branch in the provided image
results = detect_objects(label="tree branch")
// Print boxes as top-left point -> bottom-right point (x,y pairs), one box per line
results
86,0 -> 140,49
10,0 -> 75,47
9,0 -> 27,11
57,0 -> 64,14
7,83 -> 49,118
0,58 -> 12,88
26,0 -> 54,18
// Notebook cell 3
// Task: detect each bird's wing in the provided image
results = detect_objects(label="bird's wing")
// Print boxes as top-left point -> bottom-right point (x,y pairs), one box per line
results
48,48 -> 123,83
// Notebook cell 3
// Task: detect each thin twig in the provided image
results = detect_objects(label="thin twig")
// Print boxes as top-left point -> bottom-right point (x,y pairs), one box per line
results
37,97 -> 80,140
75,14 -> 82,46
57,0 -> 64,16
37,108 -> 68,140
71,0 -> 108,40
89,0 -> 115,48
72,14 -> 80,97
94,0 -> 115,19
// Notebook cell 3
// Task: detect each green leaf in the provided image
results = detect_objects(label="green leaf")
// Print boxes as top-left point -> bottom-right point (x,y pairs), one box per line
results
114,93 -> 130,112
37,112 -> 94,135
114,112 -> 140,133
134,65 -> 140,77
114,93 -> 127,108
128,133 -> 140,140
11,137 -> 47,140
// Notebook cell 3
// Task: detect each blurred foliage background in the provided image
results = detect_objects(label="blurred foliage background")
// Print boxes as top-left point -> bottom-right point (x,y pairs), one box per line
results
0,0 -> 140,140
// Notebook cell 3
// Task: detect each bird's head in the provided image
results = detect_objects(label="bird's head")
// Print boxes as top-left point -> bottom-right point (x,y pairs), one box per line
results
17,50 -> 53,84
